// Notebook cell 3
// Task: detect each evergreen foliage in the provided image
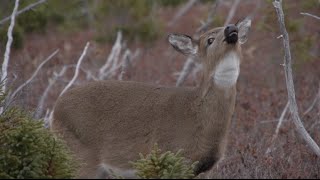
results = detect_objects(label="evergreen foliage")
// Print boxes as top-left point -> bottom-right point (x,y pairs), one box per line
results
0,84 -> 77,179
130,144 -> 198,179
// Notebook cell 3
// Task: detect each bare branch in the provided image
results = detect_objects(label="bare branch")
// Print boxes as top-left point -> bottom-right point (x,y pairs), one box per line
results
195,0 -> 220,36
274,102 -> 290,138
266,101 -> 289,154
300,12 -> 320,21
34,66 -> 67,119
273,0 -> 320,157
168,0 -> 198,27
99,31 -> 122,80
176,57 -> 196,87
303,84 -> 320,116
44,109 -> 54,128
0,0 -> 20,114
59,42 -> 90,98
118,48 -> 140,81
9,49 -> 59,103
224,0 -> 240,26
0,0 -> 47,26
118,50 -> 132,81
1,0 -> 20,92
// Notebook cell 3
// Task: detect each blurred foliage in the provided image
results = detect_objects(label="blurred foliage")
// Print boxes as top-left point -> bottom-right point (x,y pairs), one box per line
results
301,0 -> 320,9
257,0 -> 317,66
0,0 -> 190,48
157,0 -> 185,7
0,82 -> 77,178
129,144 -> 198,179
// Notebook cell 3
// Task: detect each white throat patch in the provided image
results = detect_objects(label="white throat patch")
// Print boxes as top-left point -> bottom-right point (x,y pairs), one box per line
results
213,52 -> 240,88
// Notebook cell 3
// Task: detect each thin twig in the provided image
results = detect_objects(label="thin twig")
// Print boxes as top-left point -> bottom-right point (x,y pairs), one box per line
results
99,31 -> 122,80
300,12 -> 320,21
224,0 -> 240,26
273,0 -> 320,157
266,101 -> 289,154
118,50 -> 131,81
0,0 -> 47,26
9,49 -> 59,103
176,57 -> 196,87
303,85 -> 320,116
118,49 -> 140,81
0,0 -> 20,114
195,0 -> 220,35
59,42 -> 90,98
168,0 -> 198,27
34,66 -> 67,119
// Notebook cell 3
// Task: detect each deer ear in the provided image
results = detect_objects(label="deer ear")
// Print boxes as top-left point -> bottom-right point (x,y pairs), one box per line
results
236,18 -> 251,44
168,34 -> 198,56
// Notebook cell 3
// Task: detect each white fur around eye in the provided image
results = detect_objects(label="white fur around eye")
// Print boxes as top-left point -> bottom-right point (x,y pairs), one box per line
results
213,52 -> 240,88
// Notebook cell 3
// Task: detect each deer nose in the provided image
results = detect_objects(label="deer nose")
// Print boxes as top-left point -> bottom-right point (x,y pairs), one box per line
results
224,25 -> 238,44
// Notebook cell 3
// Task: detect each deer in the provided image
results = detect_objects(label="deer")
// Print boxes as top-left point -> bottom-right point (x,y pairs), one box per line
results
50,18 -> 251,179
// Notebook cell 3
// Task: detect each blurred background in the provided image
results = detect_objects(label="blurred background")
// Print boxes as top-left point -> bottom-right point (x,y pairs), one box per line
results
0,0 -> 319,178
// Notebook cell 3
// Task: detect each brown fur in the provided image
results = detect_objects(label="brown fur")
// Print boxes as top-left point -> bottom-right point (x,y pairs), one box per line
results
51,22 -> 250,178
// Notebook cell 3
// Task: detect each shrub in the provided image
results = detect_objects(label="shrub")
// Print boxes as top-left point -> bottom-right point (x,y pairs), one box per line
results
130,144 -> 198,179
0,83 -> 77,179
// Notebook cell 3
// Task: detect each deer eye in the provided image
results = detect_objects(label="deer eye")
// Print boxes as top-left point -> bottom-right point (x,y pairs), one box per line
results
207,38 -> 215,45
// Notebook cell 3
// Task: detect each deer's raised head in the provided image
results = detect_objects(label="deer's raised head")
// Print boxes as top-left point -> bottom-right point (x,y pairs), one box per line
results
169,19 -> 251,89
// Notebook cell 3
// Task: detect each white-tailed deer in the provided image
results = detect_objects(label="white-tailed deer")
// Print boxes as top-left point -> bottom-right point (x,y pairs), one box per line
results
51,19 -> 251,178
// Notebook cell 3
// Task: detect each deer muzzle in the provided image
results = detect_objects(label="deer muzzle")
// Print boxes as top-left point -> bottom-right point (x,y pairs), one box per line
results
224,25 -> 238,44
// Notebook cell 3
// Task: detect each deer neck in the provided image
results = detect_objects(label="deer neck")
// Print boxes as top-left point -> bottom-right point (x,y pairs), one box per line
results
195,51 -> 240,154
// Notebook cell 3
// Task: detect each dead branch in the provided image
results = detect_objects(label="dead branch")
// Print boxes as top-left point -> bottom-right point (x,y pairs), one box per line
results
195,0 -> 220,35
0,0 -> 20,114
176,57 -> 196,87
300,12 -> 320,21
0,0 -> 47,26
118,50 -> 132,81
44,109 -> 54,128
34,65 -> 67,119
59,42 -> 90,98
99,31 -> 122,80
118,49 -> 141,81
9,49 -> 59,104
303,84 -> 320,116
266,101 -> 289,154
168,0 -> 198,27
224,0 -> 240,26
273,0 -> 320,157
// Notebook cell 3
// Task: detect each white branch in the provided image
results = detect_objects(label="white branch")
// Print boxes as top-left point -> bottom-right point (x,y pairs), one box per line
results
59,42 -> 90,98
273,0 -> 320,157
1,0 -> 19,92
224,0 -> 240,26
118,49 -> 140,81
0,0 -> 47,26
0,0 -> 20,114
168,0 -> 198,27
9,49 -> 59,103
118,50 -> 131,81
190,62 -> 203,81
44,109 -> 54,128
300,12 -> 320,21
34,66 -> 67,119
303,84 -> 320,116
176,57 -> 196,87
274,101 -> 290,139
99,31 -> 122,80
266,101 -> 289,154
195,0 -> 220,35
